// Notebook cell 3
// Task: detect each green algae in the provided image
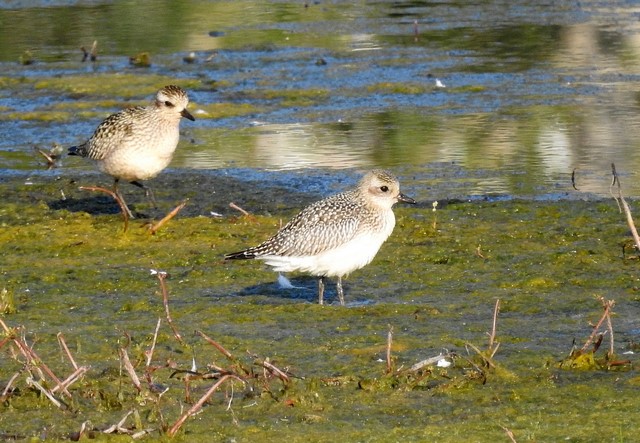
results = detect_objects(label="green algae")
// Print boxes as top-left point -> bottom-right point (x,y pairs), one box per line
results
0,73 -> 263,123
0,74 -> 206,124
367,82 -> 430,95
31,74 -> 202,98
242,88 -> 330,108
191,102 -> 260,119
1,173 -> 640,441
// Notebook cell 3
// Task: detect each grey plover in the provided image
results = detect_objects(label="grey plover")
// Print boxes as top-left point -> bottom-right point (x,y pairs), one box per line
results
225,169 -> 416,305
68,85 -> 195,217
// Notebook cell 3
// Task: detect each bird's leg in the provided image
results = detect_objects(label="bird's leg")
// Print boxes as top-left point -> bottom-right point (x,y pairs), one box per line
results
130,180 -> 157,208
113,179 -> 135,219
336,276 -> 345,306
318,277 -> 325,305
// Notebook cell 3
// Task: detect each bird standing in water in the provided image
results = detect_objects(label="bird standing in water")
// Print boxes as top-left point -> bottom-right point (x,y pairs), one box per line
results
225,169 -> 416,305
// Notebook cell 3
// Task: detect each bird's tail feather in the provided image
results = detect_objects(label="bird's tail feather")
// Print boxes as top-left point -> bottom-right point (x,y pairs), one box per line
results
68,145 -> 88,157
224,250 -> 256,260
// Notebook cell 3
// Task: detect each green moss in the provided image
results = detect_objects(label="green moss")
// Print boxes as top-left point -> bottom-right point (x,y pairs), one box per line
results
0,174 -> 638,441
367,82 -> 429,95
191,101 -> 260,119
449,85 -> 487,93
245,88 -> 330,107
32,74 -> 202,98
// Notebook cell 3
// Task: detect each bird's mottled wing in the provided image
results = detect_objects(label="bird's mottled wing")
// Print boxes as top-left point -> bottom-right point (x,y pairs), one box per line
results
247,191 -> 366,257
83,108 -> 140,160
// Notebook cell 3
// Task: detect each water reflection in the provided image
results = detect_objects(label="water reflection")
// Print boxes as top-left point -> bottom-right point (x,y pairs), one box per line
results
4,2 -> 640,197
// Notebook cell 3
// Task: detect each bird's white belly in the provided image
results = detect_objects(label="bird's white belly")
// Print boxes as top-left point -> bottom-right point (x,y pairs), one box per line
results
98,131 -> 179,181
260,231 -> 390,277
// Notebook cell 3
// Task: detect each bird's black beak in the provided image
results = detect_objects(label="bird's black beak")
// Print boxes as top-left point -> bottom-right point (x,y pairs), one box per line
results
397,193 -> 416,204
181,109 -> 195,121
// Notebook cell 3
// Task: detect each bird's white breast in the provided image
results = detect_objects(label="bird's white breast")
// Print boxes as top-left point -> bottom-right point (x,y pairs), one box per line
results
98,125 -> 179,181
260,210 -> 396,278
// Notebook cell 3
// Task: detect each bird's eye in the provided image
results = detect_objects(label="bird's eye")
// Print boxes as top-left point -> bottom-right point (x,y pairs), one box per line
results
164,100 -> 174,107
380,185 -> 389,192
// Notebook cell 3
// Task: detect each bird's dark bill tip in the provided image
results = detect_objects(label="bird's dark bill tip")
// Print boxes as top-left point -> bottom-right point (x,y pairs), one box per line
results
398,193 -> 417,204
181,109 -> 196,121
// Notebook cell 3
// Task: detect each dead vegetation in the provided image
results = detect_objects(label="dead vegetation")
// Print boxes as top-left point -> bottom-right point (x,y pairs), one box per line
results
0,272 -> 297,440
558,296 -> 631,370
0,270 -> 529,440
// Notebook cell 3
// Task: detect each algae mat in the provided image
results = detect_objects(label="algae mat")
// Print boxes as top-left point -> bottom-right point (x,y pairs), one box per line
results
1,171 -> 639,442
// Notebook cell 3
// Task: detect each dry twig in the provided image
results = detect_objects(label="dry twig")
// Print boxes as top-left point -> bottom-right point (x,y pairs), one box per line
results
103,411 -> 131,433
229,202 -> 250,217
148,199 -> 188,235
1,371 -> 22,401
196,330 -> 235,360
610,164 -> 640,251
145,318 -> 162,367
501,425 -> 518,443
26,377 -> 66,409
51,366 -> 89,395
167,374 -> 245,437
255,358 -> 290,384
386,325 -> 394,374
152,271 -> 184,345
488,299 -> 501,358
57,332 -> 79,370
0,319 -> 72,398
580,297 -> 615,355
408,353 -> 451,372
464,341 -> 496,369
119,347 -> 142,392
81,40 -> 98,62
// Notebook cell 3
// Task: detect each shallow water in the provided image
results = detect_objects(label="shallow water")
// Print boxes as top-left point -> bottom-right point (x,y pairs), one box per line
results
2,1 -> 640,197
2,2 -> 640,442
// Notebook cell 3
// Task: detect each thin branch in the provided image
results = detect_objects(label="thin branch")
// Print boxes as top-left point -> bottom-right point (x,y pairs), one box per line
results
580,297 -> 615,353
229,202 -> 250,217
145,318 -> 162,367
196,330 -> 235,360
11,336 -> 71,398
610,164 -> 640,251
255,358 -> 290,383
167,374 -> 245,437
605,304 -> 615,358
103,410 -> 137,434
51,366 -> 89,394
36,148 -> 59,168
465,341 -> 496,369
148,199 -> 188,235
488,299 -> 500,352
26,377 -> 65,409
1,371 -> 22,400
501,425 -> 518,443
57,332 -> 79,370
153,271 -> 184,345
119,348 -> 142,392
386,325 -> 393,374
407,353 -> 450,372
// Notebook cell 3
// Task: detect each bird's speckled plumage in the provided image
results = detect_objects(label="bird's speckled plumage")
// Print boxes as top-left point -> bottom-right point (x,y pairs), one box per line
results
225,169 -> 416,305
68,85 -> 194,217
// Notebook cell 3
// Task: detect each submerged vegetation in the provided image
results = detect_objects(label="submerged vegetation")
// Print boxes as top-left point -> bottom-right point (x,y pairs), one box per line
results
2,2 -> 640,438
1,169 -> 639,441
